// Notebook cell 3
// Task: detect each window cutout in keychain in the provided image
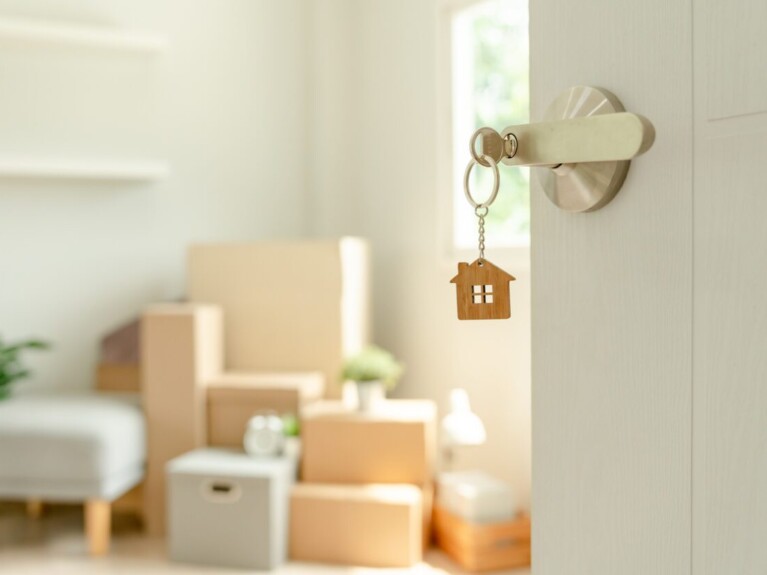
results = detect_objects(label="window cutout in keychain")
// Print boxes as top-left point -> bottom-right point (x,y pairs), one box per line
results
451,151 -> 516,320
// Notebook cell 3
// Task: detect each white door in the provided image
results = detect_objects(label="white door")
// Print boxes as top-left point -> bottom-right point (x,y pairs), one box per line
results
531,0 -> 767,574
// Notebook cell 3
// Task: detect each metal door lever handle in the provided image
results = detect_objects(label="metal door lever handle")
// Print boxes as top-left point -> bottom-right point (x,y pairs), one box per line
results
479,112 -> 655,167
470,86 -> 656,212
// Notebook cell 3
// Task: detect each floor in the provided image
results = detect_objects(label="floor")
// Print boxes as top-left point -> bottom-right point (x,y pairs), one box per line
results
0,502 -> 530,575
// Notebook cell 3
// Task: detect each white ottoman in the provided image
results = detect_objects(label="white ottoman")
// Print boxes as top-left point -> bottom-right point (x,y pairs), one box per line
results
167,448 -> 295,570
0,393 -> 146,554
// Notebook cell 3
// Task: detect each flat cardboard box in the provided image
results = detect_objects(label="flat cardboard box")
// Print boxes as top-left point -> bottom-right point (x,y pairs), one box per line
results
141,304 -> 223,536
100,317 -> 140,363
301,400 -> 436,485
206,371 -> 324,447
433,504 -> 531,572
95,362 -> 141,393
290,483 -> 422,567
187,239 -> 370,397
112,482 -> 144,516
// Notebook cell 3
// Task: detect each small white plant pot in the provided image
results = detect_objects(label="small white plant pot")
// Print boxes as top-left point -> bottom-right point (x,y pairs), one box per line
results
283,436 -> 302,463
355,380 -> 385,412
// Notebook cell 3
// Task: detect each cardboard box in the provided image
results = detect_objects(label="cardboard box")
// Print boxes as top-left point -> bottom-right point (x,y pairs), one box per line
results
433,505 -> 531,572
95,362 -> 141,393
187,239 -> 370,397
142,304 -> 223,536
301,400 -> 436,485
99,317 -> 140,364
422,481 -> 435,549
206,371 -> 324,447
112,482 -> 144,516
290,483 -> 422,567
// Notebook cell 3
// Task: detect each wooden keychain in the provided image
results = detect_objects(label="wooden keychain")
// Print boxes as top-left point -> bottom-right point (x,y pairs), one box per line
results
450,150 -> 516,320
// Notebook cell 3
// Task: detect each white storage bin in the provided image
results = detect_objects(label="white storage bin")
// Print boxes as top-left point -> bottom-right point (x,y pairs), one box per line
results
167,448 -> 295,570
437,470 -> 517,523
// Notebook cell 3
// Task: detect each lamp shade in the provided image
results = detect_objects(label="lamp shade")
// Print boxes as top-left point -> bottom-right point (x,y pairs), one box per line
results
441,388 -> 486,447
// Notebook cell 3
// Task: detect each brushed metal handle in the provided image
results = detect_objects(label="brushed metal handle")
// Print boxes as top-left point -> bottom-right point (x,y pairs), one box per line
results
468,86 -> 656,212
477,113 -> 654,167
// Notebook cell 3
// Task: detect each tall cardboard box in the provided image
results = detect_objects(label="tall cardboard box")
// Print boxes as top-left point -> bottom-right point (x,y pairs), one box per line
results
187,239 -> 369,397
301,400 -> 436,485
142,304 -> 223,536
290,483 -> 422,567
206,372 -> 324,446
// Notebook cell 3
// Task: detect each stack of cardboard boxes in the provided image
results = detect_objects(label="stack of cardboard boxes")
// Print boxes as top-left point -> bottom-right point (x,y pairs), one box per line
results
291,400 -> 437,568
141,239 -> 370,536
141,239 -> 447,569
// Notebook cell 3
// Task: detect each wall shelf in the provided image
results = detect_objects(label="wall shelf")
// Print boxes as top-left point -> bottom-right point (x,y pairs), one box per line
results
0,16 -> 167,53
0,158 -> 170,182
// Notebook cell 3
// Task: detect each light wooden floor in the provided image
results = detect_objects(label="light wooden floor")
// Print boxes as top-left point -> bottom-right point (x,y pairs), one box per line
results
0,502 -> 530,575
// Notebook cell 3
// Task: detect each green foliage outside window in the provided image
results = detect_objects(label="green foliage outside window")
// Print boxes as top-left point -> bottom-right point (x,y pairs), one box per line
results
458,0 -> 529,246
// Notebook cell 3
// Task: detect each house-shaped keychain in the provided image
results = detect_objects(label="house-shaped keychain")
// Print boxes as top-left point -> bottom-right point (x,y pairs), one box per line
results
450,259 -> 516,320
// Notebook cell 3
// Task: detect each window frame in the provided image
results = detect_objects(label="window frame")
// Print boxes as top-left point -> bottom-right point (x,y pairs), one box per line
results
435,0 -> 531,270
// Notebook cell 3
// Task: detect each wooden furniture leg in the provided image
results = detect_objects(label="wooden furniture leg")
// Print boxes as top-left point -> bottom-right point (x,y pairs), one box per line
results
26,499 -> 44,519
85,499 -> 111,556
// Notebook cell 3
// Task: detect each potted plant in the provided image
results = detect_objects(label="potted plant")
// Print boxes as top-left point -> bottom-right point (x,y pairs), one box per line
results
341,346 -> 403,411
281,413 -> 302,460
0,337 -> 50,400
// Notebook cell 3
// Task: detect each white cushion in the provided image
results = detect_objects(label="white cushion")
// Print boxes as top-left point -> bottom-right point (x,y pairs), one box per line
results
0,393 -> 145,501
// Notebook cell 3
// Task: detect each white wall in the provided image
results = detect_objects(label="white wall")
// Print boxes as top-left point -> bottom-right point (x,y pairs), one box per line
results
0,0 -> 309,391
308,0 -> 532,508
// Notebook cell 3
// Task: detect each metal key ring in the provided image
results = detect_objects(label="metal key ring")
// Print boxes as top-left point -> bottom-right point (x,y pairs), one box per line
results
463,154 -> 500,209
469,127 -> 499,167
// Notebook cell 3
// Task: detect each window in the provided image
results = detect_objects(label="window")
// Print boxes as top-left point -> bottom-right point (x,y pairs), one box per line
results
472,284 -> 494,304
447,0 -> 529,251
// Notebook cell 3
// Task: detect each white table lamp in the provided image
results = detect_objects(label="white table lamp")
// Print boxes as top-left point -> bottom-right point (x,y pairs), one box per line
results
441,388 -> 486,469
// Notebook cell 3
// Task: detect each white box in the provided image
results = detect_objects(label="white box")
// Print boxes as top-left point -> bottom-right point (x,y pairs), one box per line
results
167,449 -> 294,570
437,471 -> 517,523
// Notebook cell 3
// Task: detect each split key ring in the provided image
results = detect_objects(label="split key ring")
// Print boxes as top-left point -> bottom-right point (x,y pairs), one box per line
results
463,153 -> 500,210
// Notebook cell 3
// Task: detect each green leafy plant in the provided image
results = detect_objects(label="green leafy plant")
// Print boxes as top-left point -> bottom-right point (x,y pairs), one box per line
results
341,346 -> 404,391
281,413 -> 300,437
0,337 -> 51,400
